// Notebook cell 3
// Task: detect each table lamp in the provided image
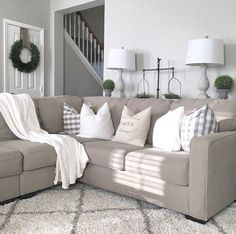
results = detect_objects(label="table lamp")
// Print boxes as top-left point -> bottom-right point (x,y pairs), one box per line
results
185,37 -> 224,98
107,48 -> 136,97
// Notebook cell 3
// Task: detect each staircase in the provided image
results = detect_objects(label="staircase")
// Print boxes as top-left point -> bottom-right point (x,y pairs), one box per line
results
64,12 -> 104,80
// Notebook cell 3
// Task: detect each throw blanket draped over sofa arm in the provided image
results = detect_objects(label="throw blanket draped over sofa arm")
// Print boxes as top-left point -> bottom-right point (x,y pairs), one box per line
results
189,131 -> 236,221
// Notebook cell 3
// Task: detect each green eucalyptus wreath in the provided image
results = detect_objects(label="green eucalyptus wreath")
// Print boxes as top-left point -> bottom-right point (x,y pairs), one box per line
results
9,40 -> 40,73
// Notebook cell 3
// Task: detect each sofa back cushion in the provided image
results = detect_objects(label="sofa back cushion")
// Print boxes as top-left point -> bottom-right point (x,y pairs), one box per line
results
171,99 -> 236,121
126,98 -> 171,144
37,96 -> 83,133
83,97 -> 128,131
0,98 -> 39,141
0,113 -> 18,141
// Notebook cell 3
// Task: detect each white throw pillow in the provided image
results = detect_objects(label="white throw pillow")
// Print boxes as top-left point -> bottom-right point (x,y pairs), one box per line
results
181,104 -> 218,152
153,107 -> 184,152
79,103 -> 114,140
112,106 -> 151,147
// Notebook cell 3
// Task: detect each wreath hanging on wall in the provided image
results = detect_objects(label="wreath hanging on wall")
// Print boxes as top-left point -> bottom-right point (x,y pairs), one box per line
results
9,40 -> 40,73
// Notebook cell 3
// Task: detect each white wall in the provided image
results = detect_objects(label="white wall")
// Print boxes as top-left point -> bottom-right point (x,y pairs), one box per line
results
104,0 -> 236,99
0,0 -> 51,95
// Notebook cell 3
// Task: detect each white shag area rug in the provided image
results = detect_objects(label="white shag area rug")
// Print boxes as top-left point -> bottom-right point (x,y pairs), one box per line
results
0,182 -> 235,234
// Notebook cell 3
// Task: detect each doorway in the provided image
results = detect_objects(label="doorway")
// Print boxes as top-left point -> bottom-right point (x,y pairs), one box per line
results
4,19 -> 44,97
53,0 -> 104,96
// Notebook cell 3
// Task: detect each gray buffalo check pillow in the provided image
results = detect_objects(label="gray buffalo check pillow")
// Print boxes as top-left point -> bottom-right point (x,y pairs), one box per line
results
63,103 -> 80,135
181,104 -> 218,152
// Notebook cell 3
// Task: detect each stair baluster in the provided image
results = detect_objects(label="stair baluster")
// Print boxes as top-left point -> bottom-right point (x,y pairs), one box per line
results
73,13 -> 77,43
101,50 -> 104,62
86,27 -> 89,59
98,45 -> 101,65
81,22 -> 85,54
94,39 -> 97,66
90,33 -> 93,64
69,14 -> 72,36
97,45 -> 101,75
77,15 -> 81,47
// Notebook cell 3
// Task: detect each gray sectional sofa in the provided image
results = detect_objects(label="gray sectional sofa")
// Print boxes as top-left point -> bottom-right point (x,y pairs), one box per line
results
0,95 -> 236,224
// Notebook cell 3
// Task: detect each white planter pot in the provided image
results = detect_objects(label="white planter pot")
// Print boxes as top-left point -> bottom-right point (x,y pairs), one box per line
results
104,90 -> 112,97
216,89 -> 230,99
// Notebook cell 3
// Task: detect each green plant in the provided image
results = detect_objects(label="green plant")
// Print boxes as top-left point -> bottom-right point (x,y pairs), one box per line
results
214,75 -> 234,90
102,79 -> 115,91
9,40 -> 40,73
135,93 -> 154,98
163,92 -> 181,99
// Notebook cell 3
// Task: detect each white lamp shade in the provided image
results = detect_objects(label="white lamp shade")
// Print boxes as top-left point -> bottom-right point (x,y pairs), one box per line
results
185,38 -> 224,66
107,48 -> 136,71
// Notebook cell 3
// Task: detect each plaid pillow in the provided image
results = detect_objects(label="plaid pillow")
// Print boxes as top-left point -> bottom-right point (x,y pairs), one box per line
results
181,104 -> 218,152
63,103 -> 80,135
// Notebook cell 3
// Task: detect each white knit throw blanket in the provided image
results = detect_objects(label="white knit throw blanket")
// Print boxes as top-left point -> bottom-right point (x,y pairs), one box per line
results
0,93 -> 89,189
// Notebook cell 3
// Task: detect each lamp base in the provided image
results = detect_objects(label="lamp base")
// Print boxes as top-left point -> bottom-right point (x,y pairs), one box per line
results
198,92 -> 210,99
198,65 -> 210,99
116,70 -> 125,98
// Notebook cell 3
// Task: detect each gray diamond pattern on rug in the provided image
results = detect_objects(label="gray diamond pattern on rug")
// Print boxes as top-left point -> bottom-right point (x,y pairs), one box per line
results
0,202 -> 14,216
5,212 -> 75,234
77,210 -> 148,234
82,189 -> 139,212
0,182 -> 235,234
15,190 -> 81,214
0,215 -> 6,227
213,205 -> 236,234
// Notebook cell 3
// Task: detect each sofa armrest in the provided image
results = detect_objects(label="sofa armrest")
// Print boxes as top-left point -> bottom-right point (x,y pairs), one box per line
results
189,131 -> 236,221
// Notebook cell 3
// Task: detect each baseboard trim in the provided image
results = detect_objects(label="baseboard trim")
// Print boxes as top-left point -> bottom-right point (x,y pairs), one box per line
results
185,215 -> 208,224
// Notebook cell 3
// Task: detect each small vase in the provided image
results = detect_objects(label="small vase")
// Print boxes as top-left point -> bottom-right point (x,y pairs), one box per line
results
216,89 -> 230,99
104,90 -> 112,97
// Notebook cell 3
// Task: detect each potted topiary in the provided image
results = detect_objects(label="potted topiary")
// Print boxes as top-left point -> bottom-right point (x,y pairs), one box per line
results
102,79 -> 115,97
214,75 -> 234,99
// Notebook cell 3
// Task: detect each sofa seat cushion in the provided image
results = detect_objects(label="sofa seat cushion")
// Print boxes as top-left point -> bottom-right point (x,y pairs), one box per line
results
68,135 -> 101,144
125,148 -> 189,186
0,140 -> 57,171
84,140 -> 146,170
0,147 -> 22,177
